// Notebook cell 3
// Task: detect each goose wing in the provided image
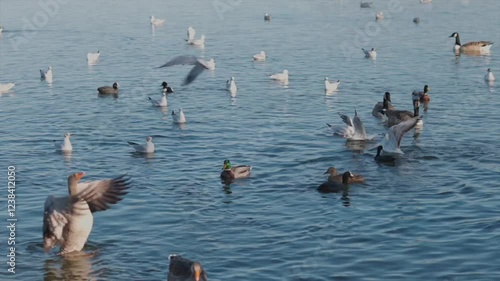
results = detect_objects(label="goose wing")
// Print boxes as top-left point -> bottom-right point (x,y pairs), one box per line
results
75,175 -> 132,213
463,41 -> 493,48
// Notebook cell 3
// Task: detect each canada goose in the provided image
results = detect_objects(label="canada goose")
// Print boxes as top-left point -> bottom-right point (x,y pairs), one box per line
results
168,255 -> 207,281
372,92 -> 395,118
374,146 -> 396,163
54,133 -> 72,152
449,32 -> 493,54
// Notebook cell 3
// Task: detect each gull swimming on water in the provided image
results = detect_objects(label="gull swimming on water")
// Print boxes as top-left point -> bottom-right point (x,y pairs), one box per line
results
150,15 -> 165,26
149,92 -> 167,107
329,109 -> 375,141
43,172 -> 131,255
226,77 -> 237,96
485,68 -> 495,82
157,55 -> 213,85
40,66 -> 53,82
205,58 -> 216,70
172,108 -> 186,124
253,51 -> 266,61
189,35 -> 205,47
269,69 -> 289,82
186,26 -> 196,43
128,136 -> 155,153
324,77 -> 340,93
54,133 -> 72,152
362,48 -> 377,59
0,82 -> 15,93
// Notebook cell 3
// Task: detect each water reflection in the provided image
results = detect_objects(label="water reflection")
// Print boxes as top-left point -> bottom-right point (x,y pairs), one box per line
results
44,253 -> 97,281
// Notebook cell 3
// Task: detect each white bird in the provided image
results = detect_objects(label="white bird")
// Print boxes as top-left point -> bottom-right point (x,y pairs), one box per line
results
54,133 -> 73,152
43,172 -> 131,255
336,109 -> 375,141
269,69 -> 289,82
40,66 -> 53,82
0,82 -> 15,93
172,108 -> 186,124
87,50 -> 100,64
128,136 -> 155,153
186,26 -> 196,43
381,116 -> 422,154
0,25 -> 3,34
253,51 -> 266,61
189,35 -> 205,47
226,77 -> 237,96
157,55 -> 213,85
148,92 -> 167,107
485,68 -> 495,82
205,58 -> 216,70
375,12 -> 384,20
324,77 -> 340,93
150,15 -> 165,26
420,0 -> 432,3
362,48 -> 377,59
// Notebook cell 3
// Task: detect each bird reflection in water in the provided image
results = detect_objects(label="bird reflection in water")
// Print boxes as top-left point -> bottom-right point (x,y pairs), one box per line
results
44,250 -> 99,281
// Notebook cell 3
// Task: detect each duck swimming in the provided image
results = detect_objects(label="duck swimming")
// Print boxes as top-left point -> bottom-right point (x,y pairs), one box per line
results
323,167 -> 364,184
317,171 -> 353,193
220,160 -> 252,180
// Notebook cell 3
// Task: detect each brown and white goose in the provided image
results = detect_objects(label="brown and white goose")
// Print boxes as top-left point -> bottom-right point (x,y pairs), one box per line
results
43,172 -> 131,255
449,32 -> 493,54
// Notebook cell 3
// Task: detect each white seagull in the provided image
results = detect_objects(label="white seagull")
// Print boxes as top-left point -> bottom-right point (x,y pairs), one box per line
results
269,69 -> 289,82
150,15 -> 165,26
186,26 -> 196,43
226,77 -> 237,96
335,109 -> 375,141
148,92 -> 167,107
381,116 -> 422,154
253,51 -> 266,61
43,172 -> 131,255
485,68 -> 495,82
128,136 -> 155,153
324,77 -> 340,93
157,55 -> 213,85
205,58 -> 216,70
375,12 -> 384,20
54,133 -> 73,152
362,48 -> 377,59
40,66 -> 53,82
87,50 -> 100,65
0,82 -> 15,93
189,35 -> 205,47
172,108 -> 186,124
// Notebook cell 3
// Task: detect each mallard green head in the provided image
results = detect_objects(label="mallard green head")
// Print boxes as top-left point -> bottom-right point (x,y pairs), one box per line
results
223,159 -> 232,170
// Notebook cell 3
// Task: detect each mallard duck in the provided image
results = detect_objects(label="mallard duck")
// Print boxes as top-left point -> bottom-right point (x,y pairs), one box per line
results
220,160 -> 252,180
54,133 -> 72,152
269,69 -> 289,82
412,85 -> 430,102
362,48 -> 377,59
127,136 -> 155,153
253,51 -> 266,61
381,98 -> 420,127
168,255 -> 207,281
374,146 -> 396,163
485,68 -> 495,82
449,32 -> 493,54
162,81 -> 174,93
324,77 -> 340,93
317,171 -> 353,193
43,172 -> 131,254
372,92 -> 395,118
97,82 -> 119,95
324,167 -> 364,184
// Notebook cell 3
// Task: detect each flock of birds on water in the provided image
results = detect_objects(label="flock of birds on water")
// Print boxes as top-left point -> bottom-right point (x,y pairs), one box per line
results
0,1 -> 498,280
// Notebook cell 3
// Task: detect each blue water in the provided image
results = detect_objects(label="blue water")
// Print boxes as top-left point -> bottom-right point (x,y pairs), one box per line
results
1,0 -> 500,280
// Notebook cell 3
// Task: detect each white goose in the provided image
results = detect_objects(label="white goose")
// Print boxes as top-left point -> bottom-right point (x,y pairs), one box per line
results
253,51 -> 266,61
226,77 -> 237,96
148,92 -> 167,107
128,136 -> 155,153
43,172 -> 131,255
362,48 -> 377,59
485,68 -> 495,82
40,66 -> 53,82
449,32 -> 493,54
324,77 -> 340,93
150,15 -> 165,26
54,133 -> 73,152
172,108 -> 186,124
0,82 -> 15,93
87,50 -> 100,64
381,116 -> 421,154
269,69 -> 289,82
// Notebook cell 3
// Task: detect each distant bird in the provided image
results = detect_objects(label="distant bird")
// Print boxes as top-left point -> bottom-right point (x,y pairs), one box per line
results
168,255 -> 207,281
43,172 -> 131,255
324,77 -> 340,93
162,81 -> 174,93
186,26 -> 196,43
413,17 -> 420,24
323,167 -> 365,184
449,32 -> 493,54
87,50 -> 100,64
0,25 -> 3,34
381,116 -> 422,153
150,15 -> 165,26
128,136 -> 155,153
97,82 -> 119,95
420,0 -> 432,3
485,68 -> 495,82
40,66 -> 53,82
172,108 -> 186,124
157,55 -> 213,85
0,82 -> 15,93
220,160 -> 252,180
375,12 -> 384,20
360,1 -> 373,8
412,85 -> 430,102
317,171 -> 353,193
253,51 -> 266,61
226,77 -> 237,96
372,92 -> 395,118
362,48 -> 377,59
205,58 -> 216,70
264,13 -> 272,21
374,145 -> 396,163
269,69 -> 289,82
149,92 -> 167,107
54,133 -> 72,152
189,35 -> 205,47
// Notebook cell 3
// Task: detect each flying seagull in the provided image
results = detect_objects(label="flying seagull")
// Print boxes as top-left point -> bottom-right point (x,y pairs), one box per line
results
157,55 -> 211,86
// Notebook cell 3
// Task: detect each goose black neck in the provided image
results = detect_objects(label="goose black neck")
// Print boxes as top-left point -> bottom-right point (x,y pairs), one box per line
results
413,102 -> 420,117
455,34 -> 461,46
